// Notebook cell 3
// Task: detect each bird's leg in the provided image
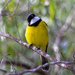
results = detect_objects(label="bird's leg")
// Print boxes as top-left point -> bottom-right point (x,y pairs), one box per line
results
29,44 -> 33,48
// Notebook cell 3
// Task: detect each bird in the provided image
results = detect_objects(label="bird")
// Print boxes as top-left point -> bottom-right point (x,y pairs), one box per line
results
25,13 -> 49,71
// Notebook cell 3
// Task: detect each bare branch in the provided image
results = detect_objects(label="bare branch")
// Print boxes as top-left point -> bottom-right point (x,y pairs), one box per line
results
13,0 -> 21,15
53,6 -> 75,73
1,60 -> 48,75
1,60 -> 75,69
6,61 -> 75,75
0,31 -> 75,74
0,0 -> 21,22
2,0 -> 12,11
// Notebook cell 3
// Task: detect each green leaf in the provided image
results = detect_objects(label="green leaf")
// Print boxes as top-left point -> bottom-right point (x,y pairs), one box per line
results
49,1 -> 56,19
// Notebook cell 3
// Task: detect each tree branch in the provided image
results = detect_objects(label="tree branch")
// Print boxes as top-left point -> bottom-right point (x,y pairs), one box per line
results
1,60 -> 48,75
0,31 -> 75,74
6,61 -> 75,75
53,6 -> 75,73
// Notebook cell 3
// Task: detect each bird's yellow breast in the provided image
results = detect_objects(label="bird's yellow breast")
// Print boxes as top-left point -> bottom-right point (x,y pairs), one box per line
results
25,21 -> 49,51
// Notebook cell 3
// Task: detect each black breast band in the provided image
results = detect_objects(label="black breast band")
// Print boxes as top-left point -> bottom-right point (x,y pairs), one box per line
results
28,19 -> 41,27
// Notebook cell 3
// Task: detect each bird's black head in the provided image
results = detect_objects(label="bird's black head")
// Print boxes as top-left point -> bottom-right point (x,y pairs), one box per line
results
27,13 -> 36,23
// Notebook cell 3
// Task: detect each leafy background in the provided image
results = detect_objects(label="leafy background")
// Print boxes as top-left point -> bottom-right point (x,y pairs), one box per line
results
0,0 -> 75,75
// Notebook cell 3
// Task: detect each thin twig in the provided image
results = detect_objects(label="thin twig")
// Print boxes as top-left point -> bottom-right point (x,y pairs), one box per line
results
0,52 -> 13,66
13,0 -> 21,15
2,0 -> 12,11
0,0 -> 21,22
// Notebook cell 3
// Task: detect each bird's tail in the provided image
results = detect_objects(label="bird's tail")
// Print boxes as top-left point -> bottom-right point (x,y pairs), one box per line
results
41,55 -> 50,71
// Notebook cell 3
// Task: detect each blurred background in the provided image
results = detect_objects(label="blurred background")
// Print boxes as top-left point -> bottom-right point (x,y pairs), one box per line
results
0,0 -> 75,75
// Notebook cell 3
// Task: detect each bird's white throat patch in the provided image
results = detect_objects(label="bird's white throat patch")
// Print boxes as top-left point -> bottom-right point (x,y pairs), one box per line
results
30,16 -> 40,25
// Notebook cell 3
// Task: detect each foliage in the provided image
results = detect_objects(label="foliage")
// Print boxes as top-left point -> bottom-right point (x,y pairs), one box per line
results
0,0 -> 75,75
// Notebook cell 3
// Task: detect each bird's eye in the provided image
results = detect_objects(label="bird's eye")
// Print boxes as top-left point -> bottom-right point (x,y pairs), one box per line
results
27,13 -> 36,23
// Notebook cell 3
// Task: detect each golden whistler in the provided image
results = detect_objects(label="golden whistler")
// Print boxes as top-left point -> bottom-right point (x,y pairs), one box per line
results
25,13 -> 49,71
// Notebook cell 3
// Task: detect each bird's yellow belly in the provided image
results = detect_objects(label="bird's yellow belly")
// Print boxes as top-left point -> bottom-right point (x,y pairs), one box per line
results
25,21 -> 48,51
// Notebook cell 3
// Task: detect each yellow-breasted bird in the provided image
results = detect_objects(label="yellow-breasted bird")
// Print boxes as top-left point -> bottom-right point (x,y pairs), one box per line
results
25,13 -> 49,71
